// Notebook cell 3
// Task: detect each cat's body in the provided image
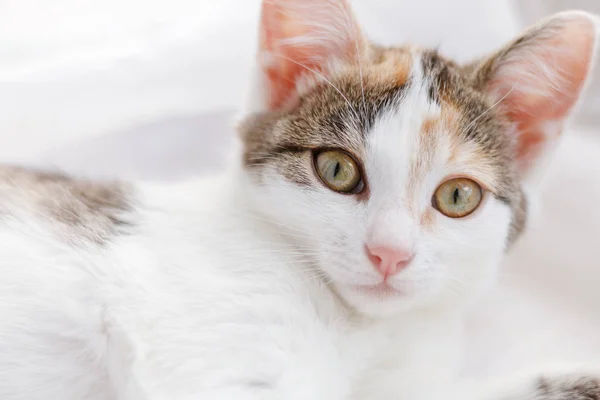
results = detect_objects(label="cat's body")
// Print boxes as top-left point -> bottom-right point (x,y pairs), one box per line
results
0,169 -> 461,399
1,1 -> 600,399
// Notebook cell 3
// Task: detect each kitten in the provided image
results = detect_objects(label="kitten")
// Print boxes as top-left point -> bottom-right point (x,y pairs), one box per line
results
0,0 -> 599,399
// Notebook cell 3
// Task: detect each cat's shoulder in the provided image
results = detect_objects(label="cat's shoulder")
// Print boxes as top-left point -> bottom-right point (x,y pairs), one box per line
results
0,165 -> 136,245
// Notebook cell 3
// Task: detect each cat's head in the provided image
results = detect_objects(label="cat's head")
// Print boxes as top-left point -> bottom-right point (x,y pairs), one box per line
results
239,0 -> 598,317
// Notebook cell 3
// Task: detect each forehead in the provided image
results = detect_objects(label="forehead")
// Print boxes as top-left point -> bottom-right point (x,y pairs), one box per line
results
364,52 -> 509,200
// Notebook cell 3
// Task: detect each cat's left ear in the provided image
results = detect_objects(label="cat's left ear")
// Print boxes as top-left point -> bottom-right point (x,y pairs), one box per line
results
251,0 -> 367,111
469,11 -> 599,179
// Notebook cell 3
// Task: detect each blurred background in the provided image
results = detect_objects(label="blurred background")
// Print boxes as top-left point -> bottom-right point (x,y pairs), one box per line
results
1,0 -> 599,379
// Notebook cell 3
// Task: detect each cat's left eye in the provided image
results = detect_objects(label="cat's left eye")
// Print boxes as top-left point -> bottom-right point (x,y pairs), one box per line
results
314,150 -> 363,194
432,178 -> 482,218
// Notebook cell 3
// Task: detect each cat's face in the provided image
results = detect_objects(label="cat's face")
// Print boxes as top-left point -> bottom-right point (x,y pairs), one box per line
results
240,0 -> 597,316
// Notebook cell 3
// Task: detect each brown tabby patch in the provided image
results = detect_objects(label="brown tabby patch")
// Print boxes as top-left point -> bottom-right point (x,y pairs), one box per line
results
0,166 -> 134,245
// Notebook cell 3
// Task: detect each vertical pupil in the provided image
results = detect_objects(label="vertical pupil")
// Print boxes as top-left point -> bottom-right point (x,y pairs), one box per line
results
333,162 -> 340,177
453,188 -> 460,204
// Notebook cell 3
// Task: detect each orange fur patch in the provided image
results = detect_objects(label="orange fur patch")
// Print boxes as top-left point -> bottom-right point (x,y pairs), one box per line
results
392,51 -> 412,87
420,208 -> 436,230
440,105 -> 463,164
410,102 -> 462,190
367,47 -> 412,87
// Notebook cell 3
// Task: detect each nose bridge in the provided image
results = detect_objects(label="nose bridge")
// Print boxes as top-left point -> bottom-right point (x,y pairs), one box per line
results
364,96 -> 430,249
367,206 -> 415,249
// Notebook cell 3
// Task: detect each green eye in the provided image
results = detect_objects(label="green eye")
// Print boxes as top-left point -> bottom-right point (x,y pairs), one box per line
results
315,150 -> 363,193
433,178 -> 482,218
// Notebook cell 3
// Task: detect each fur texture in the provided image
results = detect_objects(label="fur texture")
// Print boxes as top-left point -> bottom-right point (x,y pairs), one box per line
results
0,1 -> 598,399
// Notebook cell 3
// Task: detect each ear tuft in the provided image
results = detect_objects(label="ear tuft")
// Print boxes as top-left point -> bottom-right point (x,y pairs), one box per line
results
472,11 -> 599,177
256,0 -> 365,111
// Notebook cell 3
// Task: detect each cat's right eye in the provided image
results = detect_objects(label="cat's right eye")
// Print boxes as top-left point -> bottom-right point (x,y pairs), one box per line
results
314,150 -> 364,194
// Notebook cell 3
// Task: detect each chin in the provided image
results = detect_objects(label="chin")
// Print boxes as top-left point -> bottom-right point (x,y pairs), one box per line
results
335,283 -> 430,317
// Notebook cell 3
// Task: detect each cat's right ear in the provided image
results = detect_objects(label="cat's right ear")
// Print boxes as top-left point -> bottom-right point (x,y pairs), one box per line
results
251,0 -> 367,112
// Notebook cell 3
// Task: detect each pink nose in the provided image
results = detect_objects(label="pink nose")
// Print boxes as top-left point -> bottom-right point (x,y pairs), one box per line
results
366,245 -> 414,278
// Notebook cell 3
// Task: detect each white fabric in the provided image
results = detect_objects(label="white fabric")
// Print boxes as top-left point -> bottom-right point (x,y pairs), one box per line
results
1,0 -> 600,380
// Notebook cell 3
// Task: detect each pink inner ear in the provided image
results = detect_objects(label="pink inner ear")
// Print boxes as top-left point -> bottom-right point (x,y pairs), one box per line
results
259,0 -> 361,110
260,4 -> 315,110
488,14 -> 597,172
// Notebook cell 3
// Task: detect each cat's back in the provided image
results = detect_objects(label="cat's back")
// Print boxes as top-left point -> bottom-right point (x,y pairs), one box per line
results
0,166 -> 239,399
0,166 -> 145,399
0,166 -> 145,313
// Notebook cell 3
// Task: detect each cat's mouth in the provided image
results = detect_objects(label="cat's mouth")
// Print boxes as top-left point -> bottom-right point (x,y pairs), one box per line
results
352,283 -> 402,298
